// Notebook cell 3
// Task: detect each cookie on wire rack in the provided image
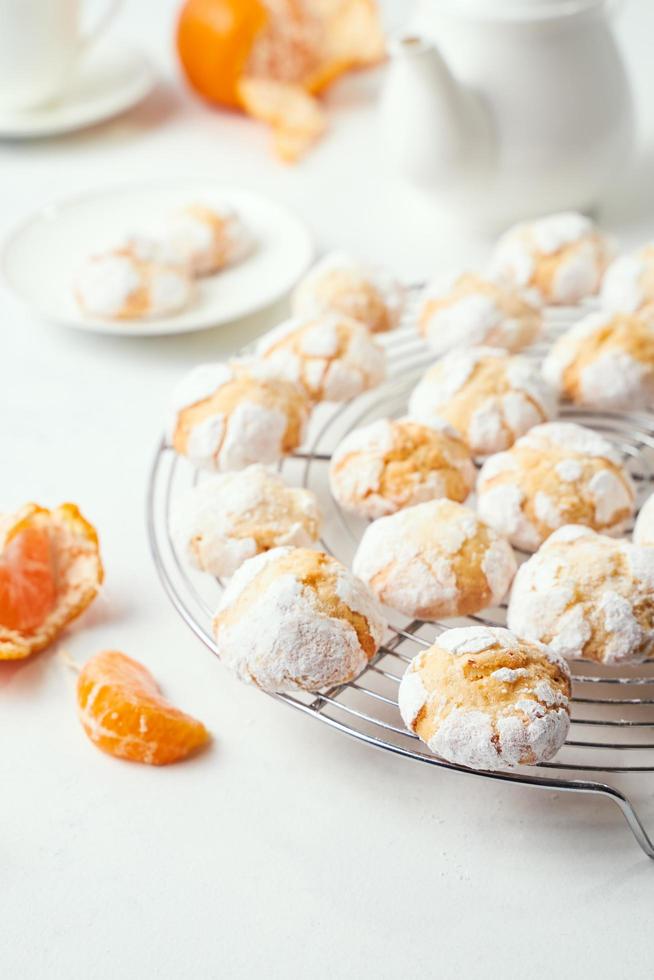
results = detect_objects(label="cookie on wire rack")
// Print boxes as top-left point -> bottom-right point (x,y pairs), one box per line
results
352,499 -> 517,620
477,422 -> 636,552
172,465 -> 321,579
601,242 -> 654,316
169,359 -> 311,472
418,272 -> 542,356
542,311 -> 654,411
329,417 -> 475,520
292,251 -> 406,334
212,547 -> 386,693
508,525 -> 654,666
489,211 -> 611,305
634,492 -> 654,547
256,313 -> 386,403
398,627 -> 571,771
408,346 -> 557,457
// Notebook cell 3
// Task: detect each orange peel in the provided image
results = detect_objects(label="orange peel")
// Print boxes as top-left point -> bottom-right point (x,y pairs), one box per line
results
0,503 -> 103,660
176,0 -> 386,160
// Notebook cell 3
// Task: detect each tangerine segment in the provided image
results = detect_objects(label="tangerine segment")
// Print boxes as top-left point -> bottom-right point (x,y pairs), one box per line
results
77,651 -> 210,766
238,77 -> 326,162
0,526 -> 57,633
0,503 -> 103,661
177,0 -> 268,109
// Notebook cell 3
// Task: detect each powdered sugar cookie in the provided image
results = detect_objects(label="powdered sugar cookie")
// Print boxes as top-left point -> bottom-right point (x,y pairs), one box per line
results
633,492 -> 654,547
409,347 -> 557,456
399,627 -> 571,771
508,525 -> 654,665
418,273 -> 542,356
165,203 -> 253,276
329,417 -> 475,520
170,359 -> 310,472
292,251 -> 405,333
352,499 -> 516,620
173,465 -> 321,578
489,211 -> 610,305
477,422 -> 635,552
74,247 -> 194,321
601,243 -> 654,316
256,313 -> 386,403
542,311 -> 654,411
212,547 -> 386,692
131,204 -> 253,277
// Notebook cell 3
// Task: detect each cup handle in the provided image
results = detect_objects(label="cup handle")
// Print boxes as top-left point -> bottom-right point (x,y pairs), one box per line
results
79,0 -> 123,54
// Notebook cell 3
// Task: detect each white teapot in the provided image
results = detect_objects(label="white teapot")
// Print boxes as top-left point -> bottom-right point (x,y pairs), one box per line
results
379,0 -> 635,226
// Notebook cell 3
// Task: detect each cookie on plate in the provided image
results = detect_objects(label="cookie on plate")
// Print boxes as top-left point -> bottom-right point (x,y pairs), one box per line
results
399,627 -> 571,771
489,211 -> 610,305
477,422 -> 636,552
543,311 -> 654,411
601,243 -> 654,316
409,346 -> 557,456
352,499 -> 516,620
212,547 -> 386,692
329,417 -> 475,519
173,465 -> 321,578
418,273 -> 542,356
170,359 -> 310,472
508,525 -> 654,665
131,203 -> 253,277
256,313 -> 386,403
292,251 -> 405,333
74,247 -> 194,321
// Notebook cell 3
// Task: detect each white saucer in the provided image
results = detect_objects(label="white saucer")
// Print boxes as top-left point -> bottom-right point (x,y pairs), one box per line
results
0,44 -> 155,139
2,181 -> 315,336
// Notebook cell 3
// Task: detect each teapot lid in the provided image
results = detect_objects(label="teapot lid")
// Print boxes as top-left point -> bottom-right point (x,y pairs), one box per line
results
433,0 -> 607,20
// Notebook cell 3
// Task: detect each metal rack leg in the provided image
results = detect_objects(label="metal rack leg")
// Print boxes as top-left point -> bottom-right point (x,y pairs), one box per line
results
604,788 -> 654,859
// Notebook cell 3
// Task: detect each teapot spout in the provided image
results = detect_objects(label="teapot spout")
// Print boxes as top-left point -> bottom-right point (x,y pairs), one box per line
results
380,35 -> 474,188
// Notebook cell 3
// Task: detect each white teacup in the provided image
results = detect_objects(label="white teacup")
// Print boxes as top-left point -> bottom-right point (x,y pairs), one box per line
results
0,0 -> 122,113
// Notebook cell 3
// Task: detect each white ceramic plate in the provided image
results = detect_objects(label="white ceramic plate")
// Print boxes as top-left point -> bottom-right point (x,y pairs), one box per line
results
0,45 -> 156,140
2,181 -> 315,336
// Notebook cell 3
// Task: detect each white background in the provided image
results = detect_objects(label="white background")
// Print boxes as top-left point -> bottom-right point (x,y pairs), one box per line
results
3,2 -> 654,977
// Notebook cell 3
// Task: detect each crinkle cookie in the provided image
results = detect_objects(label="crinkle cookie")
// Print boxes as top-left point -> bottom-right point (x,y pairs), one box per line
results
212,547 -> 386,692
477,422 -> 635,552
399,627 -> 571,771
74,247 -> 194,321
256,313 -> 386,403
409,346 -> 557,456
352,499 -> 516,620
634,492 -> 654,547
173,465 -> 321,578
329,417 -> 475,520
601,243 -> 654,316
130,203 -> 253,278
508,525 -> 654,665
170,359 -> 310,472
292,251 -> 406,333
418,273 -> 542,356
542,311 -> 654,411
489,211 -> 610,305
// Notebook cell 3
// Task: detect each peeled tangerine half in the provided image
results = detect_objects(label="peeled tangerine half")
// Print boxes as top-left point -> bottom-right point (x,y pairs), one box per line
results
176,0 -> 386,161
77,651 -> 210,765
0,503 -> 103,660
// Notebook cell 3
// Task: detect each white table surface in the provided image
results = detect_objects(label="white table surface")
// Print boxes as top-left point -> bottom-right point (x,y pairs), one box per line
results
3,2 -> 654,978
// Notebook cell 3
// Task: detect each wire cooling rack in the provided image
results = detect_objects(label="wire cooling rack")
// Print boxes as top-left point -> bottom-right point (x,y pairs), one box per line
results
147,294 -> 654,859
